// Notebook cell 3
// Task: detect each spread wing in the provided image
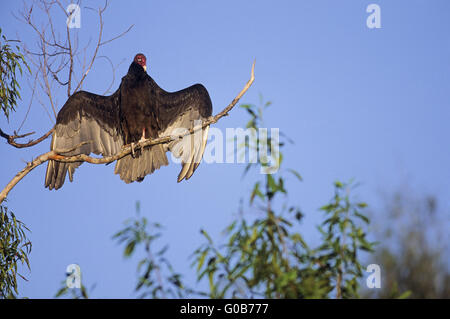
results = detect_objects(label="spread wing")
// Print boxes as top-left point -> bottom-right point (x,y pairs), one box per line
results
45,90 -> 123,190
150,78 -> 213,182
45,70 -> 213,189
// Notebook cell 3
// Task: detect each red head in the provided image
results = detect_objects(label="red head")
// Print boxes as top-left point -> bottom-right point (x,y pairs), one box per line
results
134,53 -> 147,72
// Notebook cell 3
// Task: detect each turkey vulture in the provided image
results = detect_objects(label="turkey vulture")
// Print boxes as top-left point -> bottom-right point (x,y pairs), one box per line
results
45,53 -> 212,190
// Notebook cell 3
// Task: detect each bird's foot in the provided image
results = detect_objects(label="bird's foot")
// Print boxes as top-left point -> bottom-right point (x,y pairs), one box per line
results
138,136 -> 146,143
139,128 -> 146,143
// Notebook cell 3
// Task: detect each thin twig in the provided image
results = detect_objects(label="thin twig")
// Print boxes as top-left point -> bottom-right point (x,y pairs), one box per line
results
17,71 -> 39,133
100,24 -> 134,46
0,127 -> 54,149
72,3 -> 105,93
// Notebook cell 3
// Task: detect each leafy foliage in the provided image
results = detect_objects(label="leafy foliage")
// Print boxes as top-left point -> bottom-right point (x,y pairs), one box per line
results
112,100 -> 375,298
191,102 -> 375,298
0,204 -> 31,298
366,191 -> 450,298
54,279 -> 90,299
113,201 -> 188,298
0,28 -> 30,120
315,181 -> 375,298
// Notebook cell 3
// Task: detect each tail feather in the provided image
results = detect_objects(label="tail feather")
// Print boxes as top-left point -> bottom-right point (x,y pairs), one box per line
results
114,144 -> 168,184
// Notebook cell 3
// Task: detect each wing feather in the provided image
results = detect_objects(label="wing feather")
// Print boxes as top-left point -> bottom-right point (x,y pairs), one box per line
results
150,80 -> 213,182
45,69 -> 214,189
45,91 -> 123,190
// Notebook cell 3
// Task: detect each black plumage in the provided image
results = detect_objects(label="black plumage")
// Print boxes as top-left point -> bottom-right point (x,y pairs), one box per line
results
45,54 -> 212,190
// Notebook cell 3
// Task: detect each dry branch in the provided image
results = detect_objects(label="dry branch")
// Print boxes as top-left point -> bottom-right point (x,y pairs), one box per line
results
0,61 -> 255,204
15,0 -> 133,124
0,127 -> 54,149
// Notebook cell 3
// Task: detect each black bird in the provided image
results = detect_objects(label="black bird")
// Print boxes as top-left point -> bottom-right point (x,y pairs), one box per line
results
45,53 -> 212,190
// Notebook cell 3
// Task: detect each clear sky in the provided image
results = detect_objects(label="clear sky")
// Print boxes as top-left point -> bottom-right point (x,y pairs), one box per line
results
1,0 -> 449,298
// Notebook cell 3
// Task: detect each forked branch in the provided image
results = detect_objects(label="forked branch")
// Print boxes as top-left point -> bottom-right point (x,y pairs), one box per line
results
0,127 -> 54,148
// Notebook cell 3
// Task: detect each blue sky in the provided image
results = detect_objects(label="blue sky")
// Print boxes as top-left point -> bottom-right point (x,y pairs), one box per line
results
1,0 -> 449,298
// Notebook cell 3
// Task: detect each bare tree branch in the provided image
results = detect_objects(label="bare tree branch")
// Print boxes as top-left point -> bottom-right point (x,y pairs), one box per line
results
0,127 -> 54,149
100,24 -> 134,46
40,36 -> 58,119
0,61 -> 255,204
65,6 -> 74,97
4,0 -> 134,148
17,71 -> 39,133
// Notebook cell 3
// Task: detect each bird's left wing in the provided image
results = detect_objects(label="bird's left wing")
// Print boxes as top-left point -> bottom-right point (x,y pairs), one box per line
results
151,79 -> 213,182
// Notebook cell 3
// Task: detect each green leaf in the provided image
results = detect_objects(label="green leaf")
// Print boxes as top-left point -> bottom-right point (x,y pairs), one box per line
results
267,174 -> 277,193
197,250 -> 208,272
288,169 -> 303,181
250,182 -> 265,204
200,229 -> 213,244
397,290 -> 412,299
124,241 -> 136,257
334,181 -> 344,188
354,211 -> 370,224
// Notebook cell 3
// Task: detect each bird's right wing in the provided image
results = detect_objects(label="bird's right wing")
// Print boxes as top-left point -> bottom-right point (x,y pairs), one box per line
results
45,91 -> 123,190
